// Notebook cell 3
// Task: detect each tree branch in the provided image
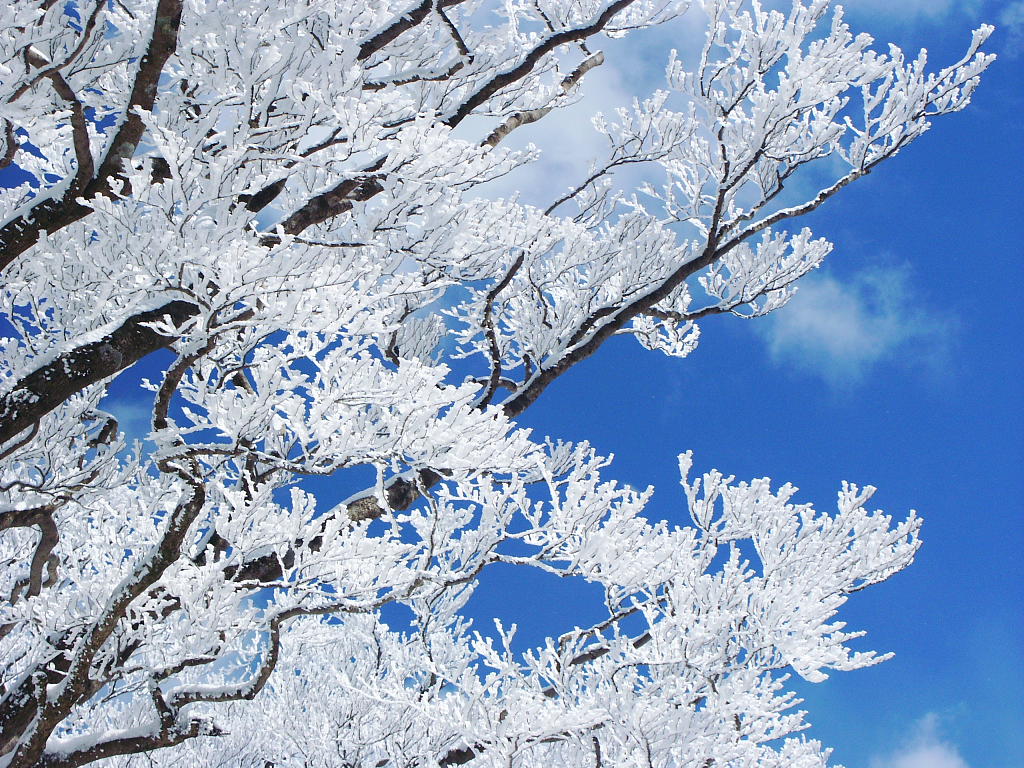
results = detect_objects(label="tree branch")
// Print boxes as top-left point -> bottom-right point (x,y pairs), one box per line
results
5,463 -> 207,768
357,0 -> 470,62
0,0 -> 184,275
274,157 -> 386,238
482,50 -> 605,148
0,299 -> 197,448
445,0 -> 635,129
36,718 -> 219,768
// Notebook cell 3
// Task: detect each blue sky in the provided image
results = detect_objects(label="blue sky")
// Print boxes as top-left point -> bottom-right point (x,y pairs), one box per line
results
467,2 -> 1023,767
2,2 -> 1018,766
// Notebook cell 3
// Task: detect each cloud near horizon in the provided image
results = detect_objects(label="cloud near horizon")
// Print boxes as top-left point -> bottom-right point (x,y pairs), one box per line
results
754,264 -> 956,387
870,713 -> 972,768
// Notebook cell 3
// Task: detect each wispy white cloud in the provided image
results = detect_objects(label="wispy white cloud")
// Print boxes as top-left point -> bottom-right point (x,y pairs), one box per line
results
844,0 -> 980,22
870,713 -> 971,768
467,53 -> 648,208
99,396 -> 154,445
468,14 -> 707,208
754,264 -> 956,386
999,1 -> 1024,58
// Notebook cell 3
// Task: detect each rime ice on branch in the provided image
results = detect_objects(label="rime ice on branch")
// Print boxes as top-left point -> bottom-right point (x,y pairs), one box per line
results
0,1 -> 991,766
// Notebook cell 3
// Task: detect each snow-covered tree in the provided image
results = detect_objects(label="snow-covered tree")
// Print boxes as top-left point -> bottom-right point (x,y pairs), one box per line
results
0,1 -> 992,765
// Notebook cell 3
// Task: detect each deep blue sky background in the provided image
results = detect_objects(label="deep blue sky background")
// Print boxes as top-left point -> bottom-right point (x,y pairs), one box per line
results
469,2 -> 1023,767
